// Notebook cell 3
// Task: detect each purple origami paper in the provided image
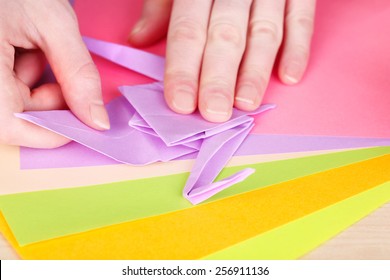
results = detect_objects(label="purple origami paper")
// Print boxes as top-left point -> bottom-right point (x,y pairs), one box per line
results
16,96 -> 197,166
83,36 -> 165,81
186,168 -> 255,205
184,123 -> 255,204
118,82 -> 275,203
120,82 -> 275,146
117,82 -> 275,203
17,81 -> 273,204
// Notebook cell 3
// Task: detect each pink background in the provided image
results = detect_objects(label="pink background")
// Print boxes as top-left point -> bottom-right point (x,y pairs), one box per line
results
75,0 -> 390,138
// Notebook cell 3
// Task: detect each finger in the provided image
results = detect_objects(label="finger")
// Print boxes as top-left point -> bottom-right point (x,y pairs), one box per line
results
35,5 -> 110,130
128,0 -> 173,47
14,49 -> 46,87
278,0 -> 316,84
235,0 -> 286,111
14,51 -> 67,111
25,83 -> 67,111
164,0 -> 213,114
0,44 -> 69,148
199,0 -> 253,122
5,112 -> 71,148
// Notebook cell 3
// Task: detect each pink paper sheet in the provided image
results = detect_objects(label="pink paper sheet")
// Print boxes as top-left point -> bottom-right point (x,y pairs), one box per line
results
76,0 -> 390,138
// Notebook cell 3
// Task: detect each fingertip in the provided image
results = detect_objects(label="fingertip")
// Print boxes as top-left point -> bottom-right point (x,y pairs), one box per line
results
14,50 -> 47,87
26,83 -> 67,111
166,85 -> 197,115
234,85 -> 262,111
128,0 -> 172,47
279,61 -> 304,85
200,93 -> 233,123
59,62 -> 110,131
128,19 -> 147,45
11,118 -> 72,148
89,101 -> 110,130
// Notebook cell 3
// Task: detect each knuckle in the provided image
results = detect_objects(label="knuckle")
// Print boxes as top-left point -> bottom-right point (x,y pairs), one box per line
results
289,44 -> 310,61
297,44 -> 310,56
239,69 -> 269,88
208,22 -> 244,49
249,19 -> 282,45
64,62 -> 100,89
164,70 -> 198,89
168,17 -> 206,45
72,61 -> 100,80
165,69 -> 196,82
286,11 -> 315,36
61,61 -> 101,103
202,76 -> 234,95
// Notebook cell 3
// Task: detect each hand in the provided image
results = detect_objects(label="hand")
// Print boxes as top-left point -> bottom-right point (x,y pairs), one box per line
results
129,0 -> 316,122
0,0 -> 110,148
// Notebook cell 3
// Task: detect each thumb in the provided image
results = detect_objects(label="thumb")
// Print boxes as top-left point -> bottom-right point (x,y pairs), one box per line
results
128,0 -> 173,47
37,7 -> 110,131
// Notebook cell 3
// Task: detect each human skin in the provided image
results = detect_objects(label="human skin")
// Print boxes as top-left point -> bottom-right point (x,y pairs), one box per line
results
129,0 -> 316,122
0,0 -> 315,148
0,0 -> 109,148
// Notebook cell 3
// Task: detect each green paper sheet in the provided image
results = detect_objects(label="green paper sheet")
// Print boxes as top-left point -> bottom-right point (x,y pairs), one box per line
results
203,181 -> 390,260
0,147 -> 388,246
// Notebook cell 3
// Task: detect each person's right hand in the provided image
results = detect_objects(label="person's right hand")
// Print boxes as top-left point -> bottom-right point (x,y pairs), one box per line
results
0,0 -> 110,148
129,0 -> 316,123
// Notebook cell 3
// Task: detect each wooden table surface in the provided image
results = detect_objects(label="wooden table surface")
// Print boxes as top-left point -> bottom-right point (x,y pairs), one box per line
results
1,202 -> 389,260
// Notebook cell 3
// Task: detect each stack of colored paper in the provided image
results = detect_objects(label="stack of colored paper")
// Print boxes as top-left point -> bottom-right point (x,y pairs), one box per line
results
0,0 -> 389,259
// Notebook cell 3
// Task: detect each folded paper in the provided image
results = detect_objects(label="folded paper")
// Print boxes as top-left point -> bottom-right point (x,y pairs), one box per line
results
17,96 -> 197,166
121,82 -> 273,146
17,82 -> 274,204
83,36 -> 165,81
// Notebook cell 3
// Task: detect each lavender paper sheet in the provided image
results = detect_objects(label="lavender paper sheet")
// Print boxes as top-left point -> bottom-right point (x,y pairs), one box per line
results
20,134 -> 390,169
17,81 -> 273,204
83,36 -> 165,81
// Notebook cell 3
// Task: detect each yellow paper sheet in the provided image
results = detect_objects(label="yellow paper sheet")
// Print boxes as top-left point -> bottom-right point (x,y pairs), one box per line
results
203,181 -> 390,259
1,154 -> 389,259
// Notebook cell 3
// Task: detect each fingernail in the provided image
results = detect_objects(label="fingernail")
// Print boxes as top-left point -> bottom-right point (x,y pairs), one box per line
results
172,86 -> 196,113
130,20 -> 145,36
284,62 -> 302,84
90,101 -> 110,130
236,85 -> 258,105
206,94 -> 231,116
